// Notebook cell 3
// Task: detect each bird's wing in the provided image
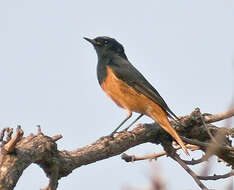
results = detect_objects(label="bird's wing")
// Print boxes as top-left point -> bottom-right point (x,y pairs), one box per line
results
109,59 -> 179,120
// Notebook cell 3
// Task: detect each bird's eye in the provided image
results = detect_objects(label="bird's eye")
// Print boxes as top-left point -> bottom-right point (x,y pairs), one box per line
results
104,40 -> 109,45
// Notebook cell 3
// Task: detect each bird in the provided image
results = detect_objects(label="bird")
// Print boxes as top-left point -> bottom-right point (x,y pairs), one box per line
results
84,36 -> 188,155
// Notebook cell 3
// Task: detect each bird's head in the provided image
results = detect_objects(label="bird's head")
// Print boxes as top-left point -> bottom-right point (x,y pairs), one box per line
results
84,36 -> 127,59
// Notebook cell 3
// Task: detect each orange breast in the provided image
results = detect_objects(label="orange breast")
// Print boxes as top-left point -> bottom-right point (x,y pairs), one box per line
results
101,66 -> 154,114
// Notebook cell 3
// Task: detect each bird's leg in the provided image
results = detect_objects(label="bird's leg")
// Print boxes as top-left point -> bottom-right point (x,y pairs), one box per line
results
124,114 -> 143,131
110,111 -> 132,136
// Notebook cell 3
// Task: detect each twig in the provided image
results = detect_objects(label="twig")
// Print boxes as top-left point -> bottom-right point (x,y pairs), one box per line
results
172,155 -> 208,189
204,109 -> 234,123
200,113 -> 218,144
121,144 -> 200,162
198,170 -> 234,180
182,156 -> 206,165
180,136 -> 233,151
162,144 -> 209,190
172,155 -> 208,190
181,137 -> 209,148
122,152 -> 166,162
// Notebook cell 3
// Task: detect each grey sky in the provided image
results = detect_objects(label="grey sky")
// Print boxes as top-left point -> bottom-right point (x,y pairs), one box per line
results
0,1 -> 233,189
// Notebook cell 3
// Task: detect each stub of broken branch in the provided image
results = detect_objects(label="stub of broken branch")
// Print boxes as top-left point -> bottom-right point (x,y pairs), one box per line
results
1,126 -> 24,154
0,127 -> 14,147
51,134 -> 63,142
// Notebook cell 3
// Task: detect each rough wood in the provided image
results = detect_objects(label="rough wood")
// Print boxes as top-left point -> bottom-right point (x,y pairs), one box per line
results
0,108 -> 233,190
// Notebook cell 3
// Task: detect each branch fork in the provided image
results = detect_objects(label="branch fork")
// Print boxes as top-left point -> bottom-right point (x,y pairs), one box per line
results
0,108 -> 233,190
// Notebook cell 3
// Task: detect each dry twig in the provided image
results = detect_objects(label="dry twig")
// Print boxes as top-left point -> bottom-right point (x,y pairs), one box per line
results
204,109 -> 234,123
198,170 -> 234,180
121,144 -> 199,162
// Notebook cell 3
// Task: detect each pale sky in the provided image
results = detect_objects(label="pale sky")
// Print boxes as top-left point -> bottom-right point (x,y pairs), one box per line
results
0,1 -> 233,190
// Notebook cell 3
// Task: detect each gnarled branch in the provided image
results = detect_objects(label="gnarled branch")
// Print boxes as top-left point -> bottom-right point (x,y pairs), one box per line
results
0,108 -> 233,190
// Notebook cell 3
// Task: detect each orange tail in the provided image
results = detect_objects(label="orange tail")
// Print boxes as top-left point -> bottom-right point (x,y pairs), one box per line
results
146,104 -> 189,155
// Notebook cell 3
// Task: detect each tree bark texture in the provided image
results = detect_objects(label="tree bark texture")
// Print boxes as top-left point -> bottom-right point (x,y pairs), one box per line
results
0,108 -> 233,190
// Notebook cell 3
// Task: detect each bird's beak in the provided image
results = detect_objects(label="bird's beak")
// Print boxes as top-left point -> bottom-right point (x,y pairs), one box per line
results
84,37 -> 101,46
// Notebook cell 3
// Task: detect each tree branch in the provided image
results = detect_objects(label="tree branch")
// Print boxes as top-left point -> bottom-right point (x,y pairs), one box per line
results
0,108 -> 233,190
121,144 -> 199,162
198,170 -> 234,180
168,149 -> 209,190
204,109 -> 234,123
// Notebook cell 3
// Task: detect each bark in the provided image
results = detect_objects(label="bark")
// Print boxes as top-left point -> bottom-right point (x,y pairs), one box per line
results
0,108 -> 233,190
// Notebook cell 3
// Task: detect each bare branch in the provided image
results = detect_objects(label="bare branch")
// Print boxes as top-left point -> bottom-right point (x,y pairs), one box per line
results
182,156 -> 207,165
198,170 -> 234,180
172,154 -> 208,190
200,113 -> 217,144
0,108 -> 233,190
161,143 -> 209,190
204,109 -> 234,123
121,144 -> 199,162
